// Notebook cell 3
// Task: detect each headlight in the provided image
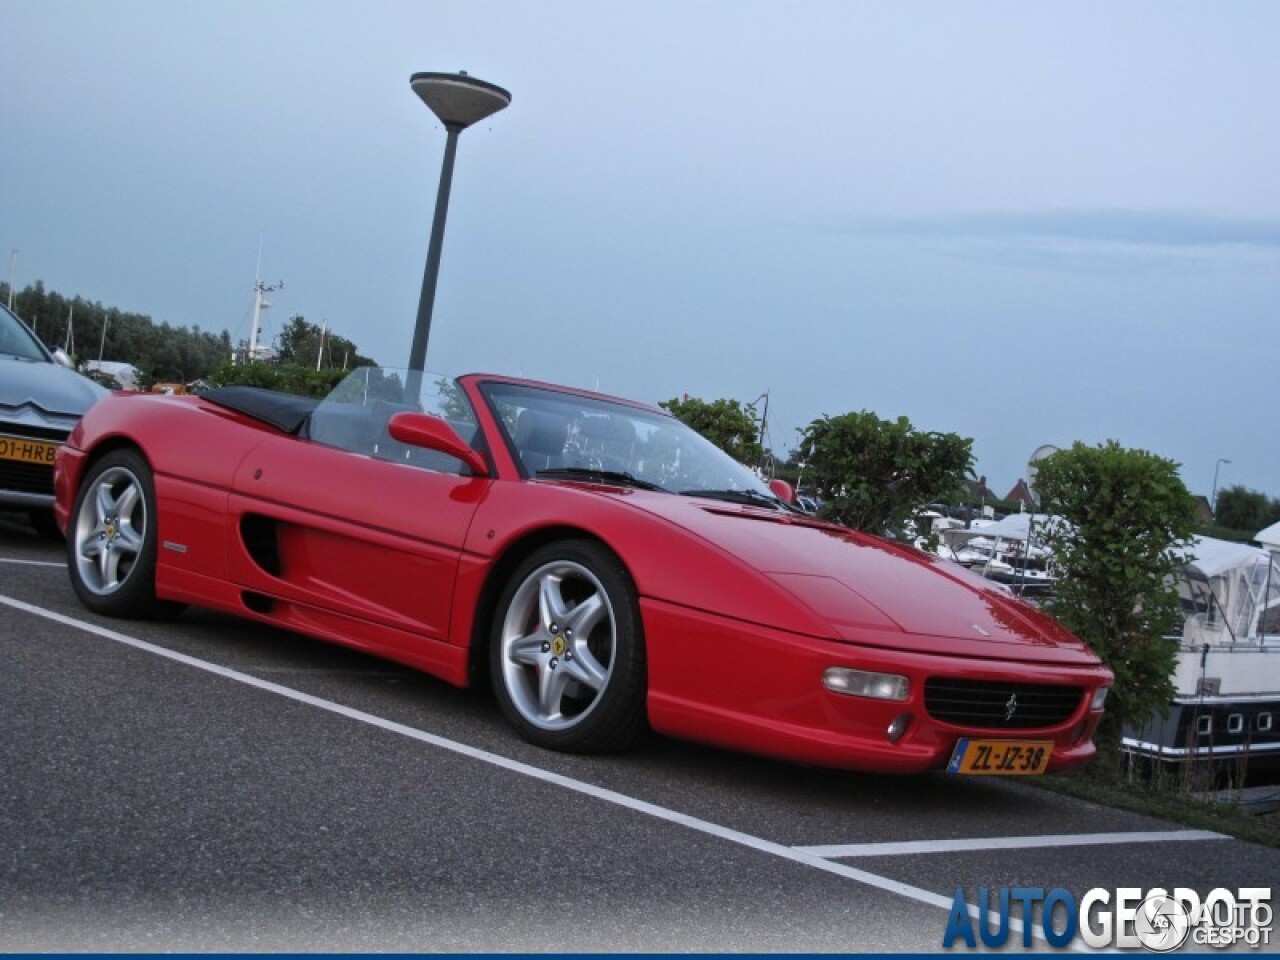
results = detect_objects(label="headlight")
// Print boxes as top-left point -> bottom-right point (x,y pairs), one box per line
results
823,667 -> 910,701
1090,687 -> 1109,711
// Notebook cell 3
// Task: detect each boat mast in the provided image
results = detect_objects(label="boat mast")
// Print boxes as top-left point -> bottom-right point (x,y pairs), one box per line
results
248,279 -> 283,361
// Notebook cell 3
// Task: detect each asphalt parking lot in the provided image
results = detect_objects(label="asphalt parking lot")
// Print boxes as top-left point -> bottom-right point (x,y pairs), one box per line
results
2,513 -> 1277,953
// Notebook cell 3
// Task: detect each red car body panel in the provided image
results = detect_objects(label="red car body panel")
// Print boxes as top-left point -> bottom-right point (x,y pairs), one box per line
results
55,374 -> 1112,773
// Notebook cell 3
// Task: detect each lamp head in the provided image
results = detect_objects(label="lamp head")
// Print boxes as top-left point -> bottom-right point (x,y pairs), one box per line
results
410,71 -> 511,130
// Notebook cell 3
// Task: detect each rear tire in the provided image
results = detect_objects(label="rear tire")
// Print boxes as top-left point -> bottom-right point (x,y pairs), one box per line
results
490,539 -> 647,753
67,449 -> 182,619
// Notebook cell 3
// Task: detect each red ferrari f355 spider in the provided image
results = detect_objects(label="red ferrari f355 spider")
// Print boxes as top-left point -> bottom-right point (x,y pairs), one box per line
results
55,366 -> 1110,774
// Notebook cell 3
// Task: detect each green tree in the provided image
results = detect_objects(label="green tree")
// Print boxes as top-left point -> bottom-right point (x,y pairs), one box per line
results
659,395 -> 764,467
1034,441 -> 1197,753
6,280 -> 378,387
7,281 -> 233,385
795,410 -> 974,537
276,315 -> 371,370
1215,485 -> 1280,532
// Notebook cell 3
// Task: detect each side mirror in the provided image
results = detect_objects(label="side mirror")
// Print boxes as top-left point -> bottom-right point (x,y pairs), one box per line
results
388,411 -> 489,477
768,478 -> 796,505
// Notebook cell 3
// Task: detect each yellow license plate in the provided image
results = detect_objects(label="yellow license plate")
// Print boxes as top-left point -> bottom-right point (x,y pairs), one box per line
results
0,434 -> 60,466
947,738 -> 1053,776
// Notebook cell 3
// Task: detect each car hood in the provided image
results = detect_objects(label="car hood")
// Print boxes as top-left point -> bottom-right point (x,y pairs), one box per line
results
615,490 -> 1099,665
0,358 -> 108,428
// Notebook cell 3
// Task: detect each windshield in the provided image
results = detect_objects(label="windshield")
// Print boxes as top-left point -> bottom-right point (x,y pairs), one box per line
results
480,380 -> 775,499
0,304 -> 53,362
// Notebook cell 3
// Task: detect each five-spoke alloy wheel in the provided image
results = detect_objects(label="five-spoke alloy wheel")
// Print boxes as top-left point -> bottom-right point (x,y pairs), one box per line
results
68,448 -> 178,619
491,539 -> 646,753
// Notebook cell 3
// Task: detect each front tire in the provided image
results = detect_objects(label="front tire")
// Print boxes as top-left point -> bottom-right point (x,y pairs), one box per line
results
67,448 -> 181,619
490,540 -> 647,753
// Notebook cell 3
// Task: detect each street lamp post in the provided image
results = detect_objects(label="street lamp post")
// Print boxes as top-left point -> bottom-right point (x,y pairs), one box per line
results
407,71 -> 511,373
1211,458 -> 1232,516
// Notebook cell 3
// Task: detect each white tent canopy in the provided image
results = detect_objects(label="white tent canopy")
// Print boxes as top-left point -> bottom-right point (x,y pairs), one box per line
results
1257,520 -> 1280,555
1187,535 -> 1271,580
1180,535 -> 1280,645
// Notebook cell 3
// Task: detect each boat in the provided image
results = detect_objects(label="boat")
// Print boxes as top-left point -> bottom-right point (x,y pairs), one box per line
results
937,512 -> 1058,597
1122,532 -> 1280,773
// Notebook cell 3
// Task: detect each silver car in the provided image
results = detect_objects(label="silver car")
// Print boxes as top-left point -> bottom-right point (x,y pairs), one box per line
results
0,302 -> 108,535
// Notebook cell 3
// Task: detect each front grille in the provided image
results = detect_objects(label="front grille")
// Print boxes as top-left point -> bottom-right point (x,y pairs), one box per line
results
925,677 -> 1084,730
0,423 -> 67,442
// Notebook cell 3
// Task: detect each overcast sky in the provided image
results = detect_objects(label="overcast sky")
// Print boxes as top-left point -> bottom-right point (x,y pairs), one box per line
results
3,1 -> 1277,502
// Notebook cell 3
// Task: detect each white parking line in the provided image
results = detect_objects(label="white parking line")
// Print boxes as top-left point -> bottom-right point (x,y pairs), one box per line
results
796,829 -> 1226,859
0,595 -> 950,902
0,557 -> 65,568
5,590 -> 1199,950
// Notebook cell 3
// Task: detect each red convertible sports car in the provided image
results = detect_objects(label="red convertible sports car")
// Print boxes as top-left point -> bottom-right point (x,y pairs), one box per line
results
55,366 -> 1111,774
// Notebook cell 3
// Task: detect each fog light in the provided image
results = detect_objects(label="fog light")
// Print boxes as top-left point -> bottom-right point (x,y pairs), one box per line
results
823,667 -> 909,701
887,713 -> 912,743
1090,687 -> 1109,711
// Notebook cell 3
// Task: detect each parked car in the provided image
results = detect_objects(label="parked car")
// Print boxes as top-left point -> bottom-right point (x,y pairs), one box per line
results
55,365 -> 1111,773
0,302 -> 107,536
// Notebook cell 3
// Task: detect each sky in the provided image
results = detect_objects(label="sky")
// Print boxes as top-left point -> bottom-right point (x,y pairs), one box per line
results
3,0 -> 1278,502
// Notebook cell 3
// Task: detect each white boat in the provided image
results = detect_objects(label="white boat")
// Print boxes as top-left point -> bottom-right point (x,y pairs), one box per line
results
1123,532 -> 1280,771
938,513 -> 1058,596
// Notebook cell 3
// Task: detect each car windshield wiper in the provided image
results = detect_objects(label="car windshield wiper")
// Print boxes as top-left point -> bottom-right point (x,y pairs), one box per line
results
679,488 -> 788,510
535,467 -> 667,492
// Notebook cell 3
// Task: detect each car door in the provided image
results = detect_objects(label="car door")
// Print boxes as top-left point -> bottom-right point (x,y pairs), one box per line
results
224,429 -> 489,651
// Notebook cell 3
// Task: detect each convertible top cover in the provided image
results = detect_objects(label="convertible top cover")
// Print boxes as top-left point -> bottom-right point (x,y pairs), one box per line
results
202,386 -> 319,435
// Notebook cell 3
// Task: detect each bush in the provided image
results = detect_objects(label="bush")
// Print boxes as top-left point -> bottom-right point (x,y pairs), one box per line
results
1034,441 -> 1197,753
207,362 -> 351,397
795,410 -> 973,538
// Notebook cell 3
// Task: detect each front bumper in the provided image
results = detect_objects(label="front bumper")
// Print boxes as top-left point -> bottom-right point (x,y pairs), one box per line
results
642,598 -> 1110,774
0,426 -> 68,510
